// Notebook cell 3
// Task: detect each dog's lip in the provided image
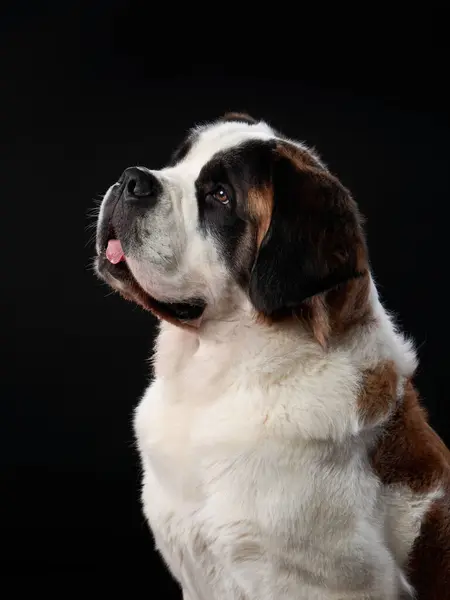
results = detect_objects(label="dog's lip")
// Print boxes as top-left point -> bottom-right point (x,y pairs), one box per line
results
96,254 -> 207,324
97,223 -> 117,256
97,188 -> 122,254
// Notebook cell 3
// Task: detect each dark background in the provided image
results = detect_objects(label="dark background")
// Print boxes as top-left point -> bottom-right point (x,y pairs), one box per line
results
4,0 -> 449,590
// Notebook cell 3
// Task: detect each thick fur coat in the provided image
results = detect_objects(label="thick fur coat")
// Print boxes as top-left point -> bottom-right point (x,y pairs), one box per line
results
95,113 -> 450,599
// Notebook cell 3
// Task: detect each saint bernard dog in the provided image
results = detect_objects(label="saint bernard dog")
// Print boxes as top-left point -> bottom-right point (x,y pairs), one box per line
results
95,113 -> 450,599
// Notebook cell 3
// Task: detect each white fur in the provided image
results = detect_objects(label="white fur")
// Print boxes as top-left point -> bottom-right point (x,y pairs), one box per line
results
99,119 -> 434,598
134,278 -> 430,599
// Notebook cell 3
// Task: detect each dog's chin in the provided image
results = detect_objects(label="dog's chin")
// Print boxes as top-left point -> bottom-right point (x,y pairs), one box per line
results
95,255 -> 206,325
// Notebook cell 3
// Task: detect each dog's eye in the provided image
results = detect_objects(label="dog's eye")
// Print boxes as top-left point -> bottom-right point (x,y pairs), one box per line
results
211,186 -> 230,205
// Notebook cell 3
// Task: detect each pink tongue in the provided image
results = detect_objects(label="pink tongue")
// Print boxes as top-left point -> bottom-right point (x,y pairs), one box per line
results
106,239 -> 125,264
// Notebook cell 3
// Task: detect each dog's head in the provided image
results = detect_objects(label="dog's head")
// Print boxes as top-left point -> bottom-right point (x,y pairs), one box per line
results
95,113 -> 370,343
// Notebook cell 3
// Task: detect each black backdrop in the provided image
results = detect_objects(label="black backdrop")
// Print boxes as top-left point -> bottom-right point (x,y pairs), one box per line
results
4,0 -> 450,591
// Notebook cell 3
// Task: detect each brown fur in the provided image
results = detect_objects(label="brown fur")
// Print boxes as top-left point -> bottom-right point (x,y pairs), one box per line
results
371,381 -> 450,492
407,492 -> 450,598
326,245 -> 373,332
370,380 -> 450,596
303,296 -> 331,349
358,361 -> 398,427
247,186 -> 273,247
250,141 -> 372,347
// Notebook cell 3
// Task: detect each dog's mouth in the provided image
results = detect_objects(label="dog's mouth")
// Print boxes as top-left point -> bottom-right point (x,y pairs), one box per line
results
97,225 -> 206,327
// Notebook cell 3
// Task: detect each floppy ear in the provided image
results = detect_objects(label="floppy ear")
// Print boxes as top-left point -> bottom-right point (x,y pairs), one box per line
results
249,145 -> 369,341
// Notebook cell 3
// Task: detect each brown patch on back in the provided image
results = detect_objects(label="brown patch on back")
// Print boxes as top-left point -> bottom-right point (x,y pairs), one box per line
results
407,492 -> 450,598
371,381 -> 450,492
247,186 -> 273,247
370,381 -> 450,595
358,361 -> 398,427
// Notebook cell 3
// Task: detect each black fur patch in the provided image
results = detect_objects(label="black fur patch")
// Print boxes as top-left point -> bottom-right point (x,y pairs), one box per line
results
195,140 -> 275,285
150,297 -> 206,321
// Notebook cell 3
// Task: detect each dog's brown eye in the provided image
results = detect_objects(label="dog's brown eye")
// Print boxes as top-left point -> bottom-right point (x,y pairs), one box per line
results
212,186 -> 230,205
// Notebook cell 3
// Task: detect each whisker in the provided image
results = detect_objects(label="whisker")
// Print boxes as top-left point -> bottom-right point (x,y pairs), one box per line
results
415,336 -> 428,354
104,289 -> 117,298
86,257 -> 99,271
85,231 -> 97,248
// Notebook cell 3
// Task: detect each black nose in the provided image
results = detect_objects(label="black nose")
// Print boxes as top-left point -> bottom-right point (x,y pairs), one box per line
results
120,167 -> 160,202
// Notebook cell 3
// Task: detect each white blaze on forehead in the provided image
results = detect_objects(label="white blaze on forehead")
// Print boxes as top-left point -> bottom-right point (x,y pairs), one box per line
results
162,120 -> 276,179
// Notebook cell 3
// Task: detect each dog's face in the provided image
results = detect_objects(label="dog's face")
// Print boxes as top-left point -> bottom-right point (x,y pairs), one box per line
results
95,113 -> 369,336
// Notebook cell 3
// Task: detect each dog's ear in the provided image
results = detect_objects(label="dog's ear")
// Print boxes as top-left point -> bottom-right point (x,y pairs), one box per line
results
249,143 -> 369,345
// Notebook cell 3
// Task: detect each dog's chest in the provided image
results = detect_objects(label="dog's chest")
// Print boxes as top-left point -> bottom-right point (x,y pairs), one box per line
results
133,327 -> 364,511
133,366 -> 277,595
134,367 -> 269,501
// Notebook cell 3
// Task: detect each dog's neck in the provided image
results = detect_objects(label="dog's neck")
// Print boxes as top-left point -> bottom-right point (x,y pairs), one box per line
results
154,277 -> 417,384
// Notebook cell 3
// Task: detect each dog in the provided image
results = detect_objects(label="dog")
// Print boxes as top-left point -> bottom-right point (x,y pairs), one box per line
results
95,113 -> 450,599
